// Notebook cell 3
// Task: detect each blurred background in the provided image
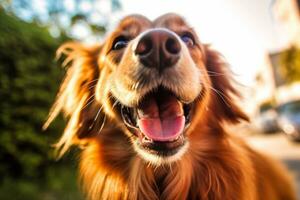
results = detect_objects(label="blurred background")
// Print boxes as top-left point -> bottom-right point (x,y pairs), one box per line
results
0,0 -> 299,199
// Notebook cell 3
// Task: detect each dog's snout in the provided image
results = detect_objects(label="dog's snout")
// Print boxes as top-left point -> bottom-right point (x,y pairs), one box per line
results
135,30 -> 181,71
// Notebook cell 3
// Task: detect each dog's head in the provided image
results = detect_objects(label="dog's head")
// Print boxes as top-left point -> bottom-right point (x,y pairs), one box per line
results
45,13 -> 248,165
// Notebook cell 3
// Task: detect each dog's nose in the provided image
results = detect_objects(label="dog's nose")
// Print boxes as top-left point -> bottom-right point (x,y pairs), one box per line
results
135,30 -> 181,71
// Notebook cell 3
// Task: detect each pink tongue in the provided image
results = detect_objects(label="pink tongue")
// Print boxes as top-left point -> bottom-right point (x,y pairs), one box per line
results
137,94 -> 185,141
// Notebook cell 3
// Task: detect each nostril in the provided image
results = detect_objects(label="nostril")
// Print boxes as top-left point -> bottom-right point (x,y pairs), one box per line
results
165,38 -> 181,54
135,30 -> 181,70
135,38 -> 153,55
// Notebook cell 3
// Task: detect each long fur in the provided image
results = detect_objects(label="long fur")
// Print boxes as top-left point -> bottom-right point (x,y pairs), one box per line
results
45,14 -> 297,200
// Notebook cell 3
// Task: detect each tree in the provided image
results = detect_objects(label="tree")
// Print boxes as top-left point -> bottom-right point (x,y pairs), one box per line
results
0,1 -> 121,198
0,9 -> 82,199
2,0 -> 121,39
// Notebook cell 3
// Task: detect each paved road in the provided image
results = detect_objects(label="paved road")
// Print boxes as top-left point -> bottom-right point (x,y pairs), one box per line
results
243,132 -> 300,199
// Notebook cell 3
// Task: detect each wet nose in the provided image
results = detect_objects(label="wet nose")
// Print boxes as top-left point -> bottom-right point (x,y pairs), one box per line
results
135,29 -> 181,71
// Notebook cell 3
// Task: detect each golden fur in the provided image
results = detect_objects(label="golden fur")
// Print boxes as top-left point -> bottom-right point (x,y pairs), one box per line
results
45,13 -> 297,200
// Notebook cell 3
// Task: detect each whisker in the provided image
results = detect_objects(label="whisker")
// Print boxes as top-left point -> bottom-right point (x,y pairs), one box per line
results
81,94 -> 95,111
206,73 -> 226,77
88,84 -> 97,90
88,105 -> 104,130
208,86 -> 231,107
206,69 -> 227,75
94,94 -> 114,134
112,97 -> 121,109
135,72 -> 149,90
98,115 -> 106,135
198,68 -> 227,76
85,78 -> 99,85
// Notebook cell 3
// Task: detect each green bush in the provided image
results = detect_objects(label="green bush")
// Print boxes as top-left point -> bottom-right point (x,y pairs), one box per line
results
0,10 -> 82,199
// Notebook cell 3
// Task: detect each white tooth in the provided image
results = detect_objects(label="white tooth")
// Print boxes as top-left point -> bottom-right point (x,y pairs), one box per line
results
142,136 -> 152,142
142,137 -> 147,143
177,135 -> 183,140
172,135 -> 181,141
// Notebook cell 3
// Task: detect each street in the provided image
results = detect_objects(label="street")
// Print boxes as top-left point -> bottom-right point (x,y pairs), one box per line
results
242,132 -> 300,199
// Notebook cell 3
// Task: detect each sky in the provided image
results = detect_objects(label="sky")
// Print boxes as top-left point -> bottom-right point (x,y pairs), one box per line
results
108,0 -> 289,86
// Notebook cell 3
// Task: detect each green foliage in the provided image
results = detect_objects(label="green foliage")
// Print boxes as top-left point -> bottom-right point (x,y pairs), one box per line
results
279,46 -> 300,84
0,163 -> 83,200
0,10 -> 81,199
2,0 -> 121,38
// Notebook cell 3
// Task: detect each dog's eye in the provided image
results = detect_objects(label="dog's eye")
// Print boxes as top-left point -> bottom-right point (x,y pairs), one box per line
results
112,36 -> 128,50
181,34 -> 194,47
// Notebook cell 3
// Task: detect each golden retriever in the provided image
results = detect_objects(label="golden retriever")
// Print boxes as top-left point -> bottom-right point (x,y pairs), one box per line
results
44,13 -> 296,200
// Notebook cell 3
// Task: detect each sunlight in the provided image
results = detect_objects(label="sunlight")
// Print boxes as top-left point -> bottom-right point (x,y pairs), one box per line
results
111,0 -> 285,86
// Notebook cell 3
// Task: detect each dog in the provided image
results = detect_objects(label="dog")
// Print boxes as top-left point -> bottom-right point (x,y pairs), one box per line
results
44,13 -> 296,200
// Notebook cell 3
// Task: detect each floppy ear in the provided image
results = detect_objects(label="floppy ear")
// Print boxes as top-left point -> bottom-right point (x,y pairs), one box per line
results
204,45 -> 249,124
43,42 -> 103,157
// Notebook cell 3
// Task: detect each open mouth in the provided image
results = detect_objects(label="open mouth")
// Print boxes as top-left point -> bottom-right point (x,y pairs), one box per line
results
119,87 -> 193,157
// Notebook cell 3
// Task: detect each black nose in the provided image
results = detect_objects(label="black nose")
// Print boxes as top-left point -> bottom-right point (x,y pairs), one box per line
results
135,30 -> 181,71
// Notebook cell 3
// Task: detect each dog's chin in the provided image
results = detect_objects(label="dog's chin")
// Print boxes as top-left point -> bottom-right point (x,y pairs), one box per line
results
132,137 -> 189,165
116,87 -> 194,165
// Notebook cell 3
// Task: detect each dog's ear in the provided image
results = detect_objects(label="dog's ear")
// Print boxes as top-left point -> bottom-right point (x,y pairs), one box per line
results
43,42 -> 104,157
204,45 -> 249,124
